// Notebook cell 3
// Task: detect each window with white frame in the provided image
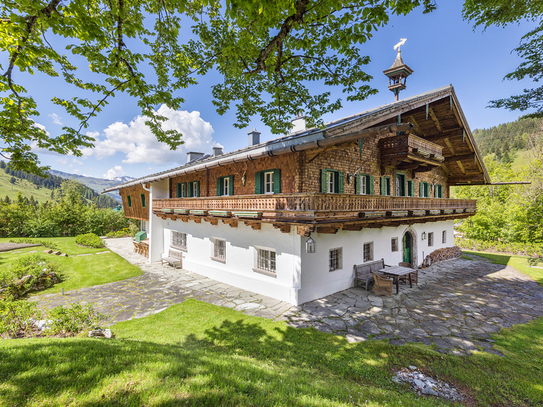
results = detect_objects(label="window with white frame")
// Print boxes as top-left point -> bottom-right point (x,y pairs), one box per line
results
428,232 -> 434,247
255,248 -> 276,274
223,176 -> 230,196
171,231 -> 187,250
391,237 -> 398,252
264,171 -> 274,194
442,230 -> 447,244
327,171 -> 336,193
212,238 -> 226,261
360,175 -> 367,195
329,248 -> 342,272
363,242 -> 374,262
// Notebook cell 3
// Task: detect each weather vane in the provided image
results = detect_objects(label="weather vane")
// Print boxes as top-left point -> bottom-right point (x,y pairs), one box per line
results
394,38 -> 407,52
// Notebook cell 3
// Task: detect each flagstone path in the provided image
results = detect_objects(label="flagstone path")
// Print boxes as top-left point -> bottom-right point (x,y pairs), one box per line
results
31,238 -> 543,356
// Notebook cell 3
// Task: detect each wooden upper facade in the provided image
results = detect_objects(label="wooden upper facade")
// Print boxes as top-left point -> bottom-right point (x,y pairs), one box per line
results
109,86 -> 485,233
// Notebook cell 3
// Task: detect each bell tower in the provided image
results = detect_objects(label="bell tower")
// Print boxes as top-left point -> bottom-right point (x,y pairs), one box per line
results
383,40 -> 413,102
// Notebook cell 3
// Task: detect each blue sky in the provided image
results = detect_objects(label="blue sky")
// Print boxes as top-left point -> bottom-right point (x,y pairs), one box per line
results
26,2 -> 538,180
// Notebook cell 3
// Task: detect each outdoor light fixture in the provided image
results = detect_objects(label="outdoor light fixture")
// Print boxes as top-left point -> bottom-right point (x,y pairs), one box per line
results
421,232 -> 427,241
306,236 -> 316,253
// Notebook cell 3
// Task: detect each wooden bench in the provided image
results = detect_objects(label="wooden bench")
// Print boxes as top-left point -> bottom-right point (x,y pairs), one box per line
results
353,258 -> 391,291
161,249 -> 183,269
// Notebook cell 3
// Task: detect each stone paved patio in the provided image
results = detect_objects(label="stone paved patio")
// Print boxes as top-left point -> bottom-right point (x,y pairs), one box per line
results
32,238 -> 543,356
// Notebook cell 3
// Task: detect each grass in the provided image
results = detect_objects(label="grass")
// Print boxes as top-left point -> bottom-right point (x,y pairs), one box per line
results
0,171 -> 53,203
0,237 -> 142,294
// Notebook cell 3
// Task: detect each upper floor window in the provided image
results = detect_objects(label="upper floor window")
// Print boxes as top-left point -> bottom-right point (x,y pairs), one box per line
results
321,169 -> 344,194
255,170 -> 281,194
141,193 -> 146,207
434,184 -> 443,198
395,173 -> 406,196
127,195 -> 132,207
356,174 -> 373,195
217,176 -> 234,196
407,180 -> 414,197
176,182 -> 187,198
419,182 -> 430,198
380,176 -> 391,196
188,181 -> 200,197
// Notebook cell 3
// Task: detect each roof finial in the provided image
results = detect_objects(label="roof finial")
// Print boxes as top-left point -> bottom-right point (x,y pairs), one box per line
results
383,38 -> 413,102
394,38 -> 407,52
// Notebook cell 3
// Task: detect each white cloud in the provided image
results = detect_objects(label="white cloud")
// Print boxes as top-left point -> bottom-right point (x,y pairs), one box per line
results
72,158 -> 83,166
49,113 -> 63,125
104,165 -> 125,180
82,105 -> 215,165
56,158 -> 68,165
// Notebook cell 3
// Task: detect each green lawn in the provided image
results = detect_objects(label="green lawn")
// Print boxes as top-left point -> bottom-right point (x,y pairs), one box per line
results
0,250 -> 542,406
0,237 -> 142,294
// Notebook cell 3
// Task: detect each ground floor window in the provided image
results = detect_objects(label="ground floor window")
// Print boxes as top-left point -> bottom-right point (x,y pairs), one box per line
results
428,232 -> 434,247
363,242 -> 374,262
329,248 -> 343,271
442,230 -> 447,244
391,237 -> 398,252
255,248 -> 276,275
171,231 -> 187,250
212,238 -> 226,262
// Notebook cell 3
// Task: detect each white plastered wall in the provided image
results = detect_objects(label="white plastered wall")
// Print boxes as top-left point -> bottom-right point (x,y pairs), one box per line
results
163,221 -> 302,304
148,180 -> 169,262
297,220 -> 454,304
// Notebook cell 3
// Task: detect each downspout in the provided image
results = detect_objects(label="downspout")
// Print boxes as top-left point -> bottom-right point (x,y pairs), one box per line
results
141,183 -> 152,264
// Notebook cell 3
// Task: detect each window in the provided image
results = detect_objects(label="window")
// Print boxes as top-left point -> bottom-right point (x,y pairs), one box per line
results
419,181 -> 430,198
255,248 -> 276,275
321,169 -> 344,193
141,193 -> 146,207
329,248 -> 343,271
407,180 -> 414,197
428,232 -> 434,247
171,231 -> 187,251
356,174 -> 373,195
434,184 -> 443,198
395,173 -> 406,196
264,171 -> 274,194
212,238 -> 226,262
391,237 -> 398,252
217,176 -> 234,196
176,183 -> 187,198
255,170 -> 281,194
127,195 -> 132,207
381,177 -> 391,196
188,181 -> 200,197
363,242 -> 374,262
442,230 -> 447,244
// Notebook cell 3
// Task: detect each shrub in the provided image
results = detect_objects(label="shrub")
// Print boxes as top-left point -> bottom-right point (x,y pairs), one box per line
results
75,233 -> 104,248
106,227 -> 132,238
0,298 -> 41,338
46,302 -> 106,336
455,237 -> 543,257
0,255 -> 59,299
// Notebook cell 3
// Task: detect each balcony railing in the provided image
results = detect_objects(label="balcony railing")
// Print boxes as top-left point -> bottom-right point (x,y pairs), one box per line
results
152,193 -> 476,214
380,133 -> 443,161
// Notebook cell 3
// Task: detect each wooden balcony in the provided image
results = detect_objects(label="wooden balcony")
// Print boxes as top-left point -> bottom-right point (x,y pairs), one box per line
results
379,133 -> 445,171
152,193 -> 476,228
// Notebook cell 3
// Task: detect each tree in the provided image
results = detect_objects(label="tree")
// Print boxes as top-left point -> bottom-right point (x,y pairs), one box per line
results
1,0 -> 436,175
463,1 -> 543,116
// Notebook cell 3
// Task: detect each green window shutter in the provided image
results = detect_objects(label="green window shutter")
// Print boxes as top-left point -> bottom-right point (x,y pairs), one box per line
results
438,184 -> 443,198
358,139 -> 363,157
419,182 -> 424,197
127,195 -> 132,207
411,181 -> 415,197
188,182 -> 193,197
355,174 -> 361,194
273,169 -> 281,194
369,176 -> 374,195
434,184 -> 438,198
216,177 -> 222,196
321,169 -> 328,193
255,171 -> 262,194
338,172 -> 344,194
195,181 -> 200,197
176,183 -> 181,198
381,177 -> 386,195
141,193 -> 146,207
229,175 -> 234,196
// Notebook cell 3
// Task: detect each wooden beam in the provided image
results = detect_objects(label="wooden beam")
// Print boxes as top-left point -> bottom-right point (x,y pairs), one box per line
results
397,162 -> 421,171
203,217 -> 218,225
244,221 -> 261,230
444,153 -> 475,163
297,226 -> 315,237
451,103 -> 463,128
407,116 -> 423,136
441,163 -> 451,175
316,226 -> 339,234
188,216 -> 202,224
273,224 -> 291,234
448,175 -> 484,184
412,165 -> 434,173
457,161 -> 466,175
428,108 -> 443,133
444,138 -> 456,156
342,225 -> 363,231
222,219 -> 238,228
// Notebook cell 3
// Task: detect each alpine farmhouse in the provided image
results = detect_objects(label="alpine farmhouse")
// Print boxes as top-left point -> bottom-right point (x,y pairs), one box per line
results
103,56 -> 489,305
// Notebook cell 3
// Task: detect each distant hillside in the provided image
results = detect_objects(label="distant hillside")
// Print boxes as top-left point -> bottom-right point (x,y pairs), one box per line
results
48,170 -> 134,202
473,117 -> 542,164
0,163 -> 119,208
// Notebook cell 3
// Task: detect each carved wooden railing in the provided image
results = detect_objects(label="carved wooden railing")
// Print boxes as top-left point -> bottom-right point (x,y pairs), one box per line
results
153,193 -> 476,213
380,133 -> 443,158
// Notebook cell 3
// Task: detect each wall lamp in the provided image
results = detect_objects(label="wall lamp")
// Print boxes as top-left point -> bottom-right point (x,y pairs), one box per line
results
306,236 -> 316,253
421,232 -> 427,241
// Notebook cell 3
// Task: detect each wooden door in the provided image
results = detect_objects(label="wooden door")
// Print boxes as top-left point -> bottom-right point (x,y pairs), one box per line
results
403,232 -> 411,263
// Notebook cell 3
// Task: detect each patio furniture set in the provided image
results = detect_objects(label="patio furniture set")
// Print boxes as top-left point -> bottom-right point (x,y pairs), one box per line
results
354,259 -> 419,296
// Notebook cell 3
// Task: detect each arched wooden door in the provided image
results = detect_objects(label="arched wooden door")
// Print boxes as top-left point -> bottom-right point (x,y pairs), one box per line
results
402,232 -> 412,264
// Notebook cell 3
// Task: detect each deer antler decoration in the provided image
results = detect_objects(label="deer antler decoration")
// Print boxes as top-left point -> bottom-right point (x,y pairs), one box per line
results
347,157 -> 365,185
230,162 -> 248,186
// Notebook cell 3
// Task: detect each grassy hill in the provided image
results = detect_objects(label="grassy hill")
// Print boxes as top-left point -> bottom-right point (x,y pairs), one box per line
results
49,170 -> 131,202
0,170 -> 54,203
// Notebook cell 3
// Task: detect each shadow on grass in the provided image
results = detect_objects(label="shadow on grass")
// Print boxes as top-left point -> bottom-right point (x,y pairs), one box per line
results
2,300 -> 543,406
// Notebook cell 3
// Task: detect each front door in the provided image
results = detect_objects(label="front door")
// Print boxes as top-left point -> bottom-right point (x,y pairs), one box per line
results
403,232 -> 412,263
